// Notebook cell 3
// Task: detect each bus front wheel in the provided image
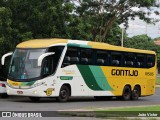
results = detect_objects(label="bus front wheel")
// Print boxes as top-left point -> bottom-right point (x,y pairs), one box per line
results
131,86 -> 140,100
56,85 -> 70,102
121,86 -> 131,101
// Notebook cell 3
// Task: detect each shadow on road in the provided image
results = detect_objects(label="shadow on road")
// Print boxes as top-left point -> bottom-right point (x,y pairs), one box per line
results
5,96 -> 146,103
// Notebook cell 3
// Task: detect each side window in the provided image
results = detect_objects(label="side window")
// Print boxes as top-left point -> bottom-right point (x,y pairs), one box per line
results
43,56 -> 54,77
96,50 -> 108,66
80,49 -> 93,65
147,55 -> 155,68
136,54 -> 145,68
111,52 -> 122,66
42,46 -> 64,76
124,53 -> 135,67
62,47 -> 79,67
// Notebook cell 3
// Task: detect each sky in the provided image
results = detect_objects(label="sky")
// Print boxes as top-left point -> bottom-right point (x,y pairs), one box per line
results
126,18 -> 160,39
72,0 -> 160,39
125,6 -> 160,39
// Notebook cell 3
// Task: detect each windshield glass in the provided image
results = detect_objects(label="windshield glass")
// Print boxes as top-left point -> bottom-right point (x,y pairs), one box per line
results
8,49 -> 46,80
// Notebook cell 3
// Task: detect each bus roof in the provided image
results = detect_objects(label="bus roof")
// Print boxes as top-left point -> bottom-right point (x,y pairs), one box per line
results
16,38 -> 155,54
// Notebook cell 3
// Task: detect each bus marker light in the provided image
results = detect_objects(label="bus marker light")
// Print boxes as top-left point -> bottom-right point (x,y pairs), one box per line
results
0,83 -> 6,87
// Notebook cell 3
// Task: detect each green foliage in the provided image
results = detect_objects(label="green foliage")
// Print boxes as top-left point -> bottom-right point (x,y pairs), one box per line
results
154,37 -> 160,41
125,35 -> 158,51
0,7 -> 12,52
71,0 -> 159,42
156,77 -> 160,84
124,35 -> 160,67
0,0 -> 159,78
0,0 -> 76,78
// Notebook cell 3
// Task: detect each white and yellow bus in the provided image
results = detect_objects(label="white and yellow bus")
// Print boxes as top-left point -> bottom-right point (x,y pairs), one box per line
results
2,38 -> 156,102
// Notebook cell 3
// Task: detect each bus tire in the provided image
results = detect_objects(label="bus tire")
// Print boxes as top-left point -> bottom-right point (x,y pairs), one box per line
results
57,85 -> 70,102
121,86 -> 131,101
131,86 -> 140,100
29,97 -> 40,102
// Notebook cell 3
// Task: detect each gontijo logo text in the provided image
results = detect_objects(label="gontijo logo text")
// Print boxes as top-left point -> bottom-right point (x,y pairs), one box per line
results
111,69 -> 138,76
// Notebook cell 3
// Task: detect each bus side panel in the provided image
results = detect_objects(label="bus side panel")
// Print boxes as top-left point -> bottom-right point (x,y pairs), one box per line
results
57,65 -> 114,97
101,66 -> 156,97
57,65 -> 89,96
57,65 -> 156,97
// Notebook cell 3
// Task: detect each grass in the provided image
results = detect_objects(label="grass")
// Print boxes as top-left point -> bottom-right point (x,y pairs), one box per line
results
93,106 -> 160,119
59,106 -> 160,119
101,105 -> 160,111
156,77 -> 160,84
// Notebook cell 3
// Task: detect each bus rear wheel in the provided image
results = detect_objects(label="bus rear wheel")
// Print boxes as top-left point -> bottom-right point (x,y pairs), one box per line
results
29,97 -> 40,102
131,86 -> 140,100
121,86 -> 131,101
56,85 -> 70,102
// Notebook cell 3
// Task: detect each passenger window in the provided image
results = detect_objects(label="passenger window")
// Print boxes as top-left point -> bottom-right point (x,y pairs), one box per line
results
96,51 -> 108,66
137,54 -> 145,68
111,52 -> 122,66
62,47 -> 79,67
124,53 -> 135,67
147,55 -> 155,68
80,49 -> 93,65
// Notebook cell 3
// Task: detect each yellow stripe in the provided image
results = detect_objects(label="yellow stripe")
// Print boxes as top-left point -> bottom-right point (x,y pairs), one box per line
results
88,41 -> 155,54
17,38 -> 68,48
7,80 -> 21,86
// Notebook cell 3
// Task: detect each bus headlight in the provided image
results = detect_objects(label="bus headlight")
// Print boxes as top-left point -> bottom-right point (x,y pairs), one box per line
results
31,82 -> 45,88
7,89 -> 10,93
33,90 -> 37,94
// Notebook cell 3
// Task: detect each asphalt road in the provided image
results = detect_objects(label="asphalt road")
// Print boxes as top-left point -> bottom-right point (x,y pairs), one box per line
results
1,88 -> 160,111
0,88 -> 160,119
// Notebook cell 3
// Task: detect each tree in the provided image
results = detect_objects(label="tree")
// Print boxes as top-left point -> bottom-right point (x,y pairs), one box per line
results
0,0 -> 75,40
0,0 -> 75,78
124,35 -> 160,67
154,37 -> 160,41
70,0 -> 159,42
124,35 -> 158,51
0,7 -> 15,54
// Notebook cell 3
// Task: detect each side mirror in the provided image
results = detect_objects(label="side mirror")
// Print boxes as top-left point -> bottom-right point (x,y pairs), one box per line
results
37,52 -> 55,66
1,52 -> 13,65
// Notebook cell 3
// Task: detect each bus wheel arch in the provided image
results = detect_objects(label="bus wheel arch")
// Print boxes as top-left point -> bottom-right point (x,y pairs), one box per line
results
121,85 -> 131,101
131,85 -> 141,100
57,84 -> 71,102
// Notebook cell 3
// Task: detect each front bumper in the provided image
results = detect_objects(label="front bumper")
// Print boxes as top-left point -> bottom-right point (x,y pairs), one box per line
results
6,85 -> 56,97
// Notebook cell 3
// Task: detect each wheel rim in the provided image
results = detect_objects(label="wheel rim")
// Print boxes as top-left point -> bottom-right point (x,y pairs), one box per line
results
133,88 -> 139,98
60,89 -> 67,99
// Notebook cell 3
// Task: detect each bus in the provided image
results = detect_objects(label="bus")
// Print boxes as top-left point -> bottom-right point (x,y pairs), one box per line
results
0,76 -> 7,98
2,38 -> 156,102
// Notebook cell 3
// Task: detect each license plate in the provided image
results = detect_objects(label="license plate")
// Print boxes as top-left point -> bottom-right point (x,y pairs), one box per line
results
17,91 -> 23,94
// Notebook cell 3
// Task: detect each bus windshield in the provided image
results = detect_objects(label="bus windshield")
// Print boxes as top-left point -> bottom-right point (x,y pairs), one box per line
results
8,49 -> 46,80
